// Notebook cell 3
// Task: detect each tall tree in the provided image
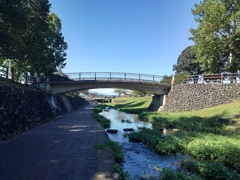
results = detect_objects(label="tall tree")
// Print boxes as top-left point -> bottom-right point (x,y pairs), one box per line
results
173,46 -> 202,74
34,12 -> 67,78
190,0 -> 240,73
0,0 -> 67,81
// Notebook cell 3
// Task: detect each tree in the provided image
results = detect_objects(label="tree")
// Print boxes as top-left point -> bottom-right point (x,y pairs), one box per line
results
0,0 -> 51,78
190,0 -> 240,73
114,89 -> 129,97
173,46 -> 202,74
160,72 -> 189,84
132,90 -> 151,96
0,0 -> 67,81
31,12 -> 67,80
160,75 -> 172,84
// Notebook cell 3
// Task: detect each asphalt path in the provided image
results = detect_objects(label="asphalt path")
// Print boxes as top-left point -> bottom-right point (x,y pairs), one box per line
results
0,103 -> 113,180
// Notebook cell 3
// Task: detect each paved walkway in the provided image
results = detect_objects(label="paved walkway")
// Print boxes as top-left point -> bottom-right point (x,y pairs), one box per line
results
0,103 -> 114,180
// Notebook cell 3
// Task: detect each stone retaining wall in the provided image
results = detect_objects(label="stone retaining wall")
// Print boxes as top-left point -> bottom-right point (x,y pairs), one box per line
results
0,86 -> 89,141
162,84 -> 240,112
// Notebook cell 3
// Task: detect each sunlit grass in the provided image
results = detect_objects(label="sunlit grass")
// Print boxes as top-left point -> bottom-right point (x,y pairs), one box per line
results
107,96 -> 152,113
108,96 -> 240,122
190,100 -> 240,119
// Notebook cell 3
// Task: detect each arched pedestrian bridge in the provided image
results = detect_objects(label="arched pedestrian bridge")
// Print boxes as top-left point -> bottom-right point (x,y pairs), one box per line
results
48,72 -> 171,95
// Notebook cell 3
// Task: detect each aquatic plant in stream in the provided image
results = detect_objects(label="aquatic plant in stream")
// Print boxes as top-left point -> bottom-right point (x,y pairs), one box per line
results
128,128 -> 182,155
181,159 -> 240,180
92,107 -> 110,129
106,141 -> 124,164
155,136 -> 182,155
94,140 -> 128,179
149,115 -> 229,135
112,164 -> 129,180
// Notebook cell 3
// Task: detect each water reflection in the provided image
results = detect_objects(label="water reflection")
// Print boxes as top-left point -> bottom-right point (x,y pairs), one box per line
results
100,108 -> 183,179
100,109 -> 152,143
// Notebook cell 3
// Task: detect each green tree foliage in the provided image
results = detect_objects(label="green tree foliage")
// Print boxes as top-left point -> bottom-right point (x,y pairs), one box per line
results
173,46 -> 202,75
132,90 -> 150,96
113,88 -> 131,97
43,13 -> 67,76
161,72 -> 189,84
0,0 -> 67,80
160,75 -> 173,84
190,0 -> 240,73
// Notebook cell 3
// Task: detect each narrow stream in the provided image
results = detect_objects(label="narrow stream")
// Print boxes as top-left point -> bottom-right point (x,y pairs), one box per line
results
100,108 -> 185,179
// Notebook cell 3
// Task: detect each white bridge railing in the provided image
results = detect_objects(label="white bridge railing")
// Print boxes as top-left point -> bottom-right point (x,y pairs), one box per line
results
61,72 -> 165,83
186,73 -> 240,84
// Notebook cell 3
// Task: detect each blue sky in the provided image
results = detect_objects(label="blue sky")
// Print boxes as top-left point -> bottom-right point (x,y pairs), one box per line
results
49,0 -> 200,77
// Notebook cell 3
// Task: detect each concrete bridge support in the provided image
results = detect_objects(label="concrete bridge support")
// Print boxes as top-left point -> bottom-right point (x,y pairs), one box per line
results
148,95 -> 166,111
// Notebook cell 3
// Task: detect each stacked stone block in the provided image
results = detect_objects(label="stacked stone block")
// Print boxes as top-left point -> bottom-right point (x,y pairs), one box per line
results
163,84 -> 240,112
0,86 -> 89,141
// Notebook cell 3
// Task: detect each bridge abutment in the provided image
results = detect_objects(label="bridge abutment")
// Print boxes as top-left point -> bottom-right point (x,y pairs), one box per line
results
148,95 -> 167,111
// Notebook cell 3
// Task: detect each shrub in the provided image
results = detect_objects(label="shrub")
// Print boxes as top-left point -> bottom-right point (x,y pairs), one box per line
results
107,141 -> 124,164
92,113 -> 110,129
160,168 -> 178,180
186,135 -> 240,173
197,161 -> 240,180
92,106 -> 110,129
155,136 -> 182,155
181,160 -> 199,173
112,164 -> 129,180
128,129 -> 182,155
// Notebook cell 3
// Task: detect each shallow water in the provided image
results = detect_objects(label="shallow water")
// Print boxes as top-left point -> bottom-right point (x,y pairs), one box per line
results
100,108 -> 184,179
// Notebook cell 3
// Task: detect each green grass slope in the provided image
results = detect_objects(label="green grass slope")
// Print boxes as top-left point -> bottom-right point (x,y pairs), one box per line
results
107,96 -> 152,113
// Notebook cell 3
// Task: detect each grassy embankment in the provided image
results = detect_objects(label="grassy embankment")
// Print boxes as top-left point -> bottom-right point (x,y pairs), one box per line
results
105,96 -> 240,179
107,96 -> 152,114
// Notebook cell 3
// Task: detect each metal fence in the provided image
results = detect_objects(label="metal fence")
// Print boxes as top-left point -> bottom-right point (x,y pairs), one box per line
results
0,66 -> 7,78
62,72 -> 164,83
186,73 -> 240,84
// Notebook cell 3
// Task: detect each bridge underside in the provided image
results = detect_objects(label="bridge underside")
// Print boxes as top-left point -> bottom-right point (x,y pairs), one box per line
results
49,81 -> 171,95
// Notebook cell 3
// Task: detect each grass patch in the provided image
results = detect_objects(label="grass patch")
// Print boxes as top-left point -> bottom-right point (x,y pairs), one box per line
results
94,141 -> 129,180
92,104 -> 110,129
107,96 -> 152,114
94,141 -> 124,164
140,100 -> 240,136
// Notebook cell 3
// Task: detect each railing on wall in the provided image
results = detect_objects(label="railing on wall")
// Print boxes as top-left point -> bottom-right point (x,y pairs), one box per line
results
61,72 -> 165,83
186,73 -> 240,84
0,66 -> 7,78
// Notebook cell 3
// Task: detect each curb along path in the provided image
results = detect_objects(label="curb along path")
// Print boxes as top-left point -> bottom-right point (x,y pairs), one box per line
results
0,103 -> 114,180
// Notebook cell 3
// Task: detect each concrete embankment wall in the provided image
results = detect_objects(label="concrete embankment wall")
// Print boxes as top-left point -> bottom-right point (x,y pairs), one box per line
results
0,86 -> 89,141
162,84 -> 240,112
